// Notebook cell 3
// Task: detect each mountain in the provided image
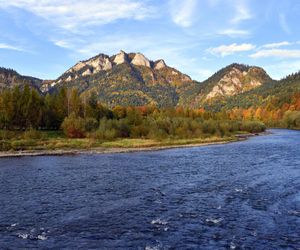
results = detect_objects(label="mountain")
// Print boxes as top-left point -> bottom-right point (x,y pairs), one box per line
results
1,53 -> 296,110
44,53 -> 273,108
192,63 -> 273,107
0,67 -> 43,91
43,51 -> 200,107
204,70 -> 300,111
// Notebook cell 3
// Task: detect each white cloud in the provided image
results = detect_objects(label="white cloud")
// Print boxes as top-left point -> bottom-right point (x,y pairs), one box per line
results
169,0 -> 198,28
262,41 -> 292,49
231,1 -> 252,24
0,0 -> 153,31
208,43 -> 256,57
250,49 -> 300,59
53,40 -> 74,49
0,42 -> 24,51
218,29 -> 250,37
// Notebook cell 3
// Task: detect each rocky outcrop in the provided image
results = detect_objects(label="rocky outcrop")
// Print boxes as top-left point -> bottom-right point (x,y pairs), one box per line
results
82,69 -> 92,76
67,62 -> 85,73
54,51 -> 173,85
182,74 -> 192,81
65,75 -> 72,82
154,60 -> 167,70
86,54 -> 112,72
66,54 -> 112,75
131,53 -> 151,67
205,65 -> 271,100
114,50 -> 127,65
103,58 -> 113,70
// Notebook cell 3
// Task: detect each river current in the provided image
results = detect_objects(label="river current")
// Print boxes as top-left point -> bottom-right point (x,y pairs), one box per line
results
0,129 -> 299,249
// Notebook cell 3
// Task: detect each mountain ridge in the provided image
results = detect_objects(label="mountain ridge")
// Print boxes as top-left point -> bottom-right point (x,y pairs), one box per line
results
1,51 -> 297,109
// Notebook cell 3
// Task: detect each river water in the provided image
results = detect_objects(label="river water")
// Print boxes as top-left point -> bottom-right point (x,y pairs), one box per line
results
0,129 -> 299,249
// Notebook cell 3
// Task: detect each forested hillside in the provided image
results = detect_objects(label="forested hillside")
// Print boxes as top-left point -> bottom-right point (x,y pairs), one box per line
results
204,71 -> 300,127
0,67 -> 43,91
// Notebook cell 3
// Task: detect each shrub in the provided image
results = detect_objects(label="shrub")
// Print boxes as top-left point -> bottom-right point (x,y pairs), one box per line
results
240,121 -> 266,133
0,141 -> 11,151
202,120 -> 217,135
283,111 -> 300,129
84,118 -> 98,132
0,130 -> 16,140
61,113 -> 86,138
22,129 -> 43,140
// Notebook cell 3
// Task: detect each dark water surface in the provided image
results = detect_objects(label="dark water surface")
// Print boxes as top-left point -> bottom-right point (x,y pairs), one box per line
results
0,129 -> 300,249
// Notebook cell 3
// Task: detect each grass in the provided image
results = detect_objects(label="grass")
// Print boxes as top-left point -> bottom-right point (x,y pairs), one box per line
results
0,130 -> 237,152
102,136 -> 235,148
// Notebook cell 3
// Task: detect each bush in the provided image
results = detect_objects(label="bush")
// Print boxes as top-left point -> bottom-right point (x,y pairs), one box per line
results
61,113 -> 86,138
91,128 -> 117,140
84,118 -> 98,132
240,121 -> 266,133
0,130 -> 16,140
202,120 -> 217,135
0,141 -> 11,151
283,111 -> 300,129
22,129 -> 43,140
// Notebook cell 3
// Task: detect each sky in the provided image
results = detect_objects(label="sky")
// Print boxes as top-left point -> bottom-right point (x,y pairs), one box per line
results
0,0 -> 300,81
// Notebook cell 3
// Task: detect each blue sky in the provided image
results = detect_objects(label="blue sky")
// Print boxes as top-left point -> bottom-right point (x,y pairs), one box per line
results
0,0 -> 300,81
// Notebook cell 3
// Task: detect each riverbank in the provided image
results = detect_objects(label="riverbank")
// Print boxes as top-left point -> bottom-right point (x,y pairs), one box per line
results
0,132 -> 264,158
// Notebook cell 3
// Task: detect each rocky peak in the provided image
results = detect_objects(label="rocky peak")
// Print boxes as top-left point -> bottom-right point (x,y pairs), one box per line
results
67,62 -> 85,73
51,50 -> 196,90
154,59 -> 167,70
114,50 -> 128,65
205,64 -> 271,100
66,53 -> 112,74
86,54 -> 112,72
131,53 -> 151,68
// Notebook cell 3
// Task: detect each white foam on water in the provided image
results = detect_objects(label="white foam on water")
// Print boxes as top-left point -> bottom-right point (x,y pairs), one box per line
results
235,188 -> 243,192
37,235 -> 48,241
18,233 -> 29,239
151,219 -> 168,225
288,210 -> 300,216
205,218 -> 223,224
230,242 -> 236,249
11,223 -> 18,227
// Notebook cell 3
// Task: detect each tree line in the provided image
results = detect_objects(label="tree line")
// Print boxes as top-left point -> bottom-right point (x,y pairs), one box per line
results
0,86 -> 267,139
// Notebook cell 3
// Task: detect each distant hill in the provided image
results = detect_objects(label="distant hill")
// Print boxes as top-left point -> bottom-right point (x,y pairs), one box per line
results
192,63 -> 273,107
0,67 -> 43,91
204,71 -> 300,111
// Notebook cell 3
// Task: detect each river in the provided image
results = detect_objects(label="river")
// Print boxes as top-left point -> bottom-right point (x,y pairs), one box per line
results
0,129 -> 299,249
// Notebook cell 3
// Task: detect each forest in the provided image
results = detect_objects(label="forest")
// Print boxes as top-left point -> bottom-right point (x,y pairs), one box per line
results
204,71 -> 300,129
0,86 -> 271,151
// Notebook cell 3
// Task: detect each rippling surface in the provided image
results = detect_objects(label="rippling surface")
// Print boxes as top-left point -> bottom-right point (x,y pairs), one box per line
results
0,129 -> 300,249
